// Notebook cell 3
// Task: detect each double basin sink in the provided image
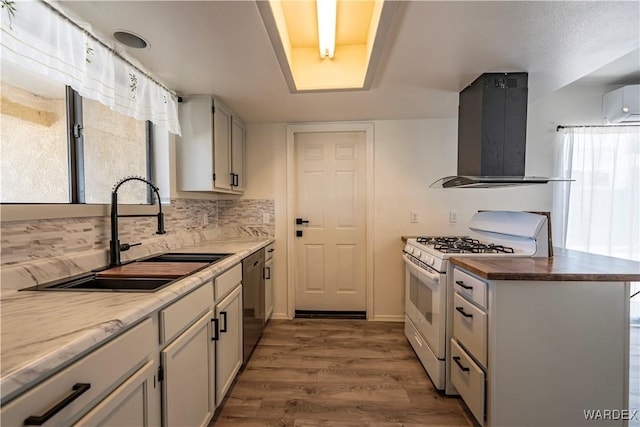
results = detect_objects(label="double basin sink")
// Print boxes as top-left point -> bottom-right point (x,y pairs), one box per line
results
22,253 -> 232,293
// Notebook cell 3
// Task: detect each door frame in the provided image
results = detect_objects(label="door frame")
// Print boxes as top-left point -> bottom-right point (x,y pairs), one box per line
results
286,122 -> 375,319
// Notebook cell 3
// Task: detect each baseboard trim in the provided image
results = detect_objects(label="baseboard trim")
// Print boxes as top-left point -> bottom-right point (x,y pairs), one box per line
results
371,314 -> 405,322
270,313 -> 291,320
295,310 -> 366,319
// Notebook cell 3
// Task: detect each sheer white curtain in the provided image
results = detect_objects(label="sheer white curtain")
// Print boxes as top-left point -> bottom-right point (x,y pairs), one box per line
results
553,126 -> 640,261
0,0 -> 181,135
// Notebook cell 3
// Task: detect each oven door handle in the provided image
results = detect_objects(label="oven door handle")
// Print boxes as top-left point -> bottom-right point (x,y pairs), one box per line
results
402,254 -> 440,285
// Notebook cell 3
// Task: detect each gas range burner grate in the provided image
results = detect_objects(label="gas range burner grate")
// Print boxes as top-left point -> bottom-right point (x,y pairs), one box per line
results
416,236 -> 515,254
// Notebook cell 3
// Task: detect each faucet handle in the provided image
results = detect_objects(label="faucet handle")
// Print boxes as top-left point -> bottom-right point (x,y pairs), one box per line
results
119,242 -> 141,252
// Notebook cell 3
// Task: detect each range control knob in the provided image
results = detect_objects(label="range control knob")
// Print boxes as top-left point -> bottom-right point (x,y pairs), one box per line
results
414,250 -> 421,258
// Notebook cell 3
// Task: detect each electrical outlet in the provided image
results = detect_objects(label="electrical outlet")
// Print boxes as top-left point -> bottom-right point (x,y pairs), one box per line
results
449,210 -> 458,223
411,211 -> 419,223
202,213 -> 208,226
263,213 -> 270,224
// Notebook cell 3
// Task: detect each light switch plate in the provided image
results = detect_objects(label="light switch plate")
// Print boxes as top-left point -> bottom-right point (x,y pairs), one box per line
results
449,210 -> 458,223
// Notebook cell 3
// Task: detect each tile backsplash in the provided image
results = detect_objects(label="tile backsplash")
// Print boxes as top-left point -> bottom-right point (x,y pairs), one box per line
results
0,198 -> 274,266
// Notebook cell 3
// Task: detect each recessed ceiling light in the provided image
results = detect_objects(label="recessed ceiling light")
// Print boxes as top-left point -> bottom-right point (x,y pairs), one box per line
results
113,30 -> 149,49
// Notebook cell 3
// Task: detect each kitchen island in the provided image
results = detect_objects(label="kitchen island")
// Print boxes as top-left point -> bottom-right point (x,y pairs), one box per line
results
449,248 -> 640,427
0,237 -> 272,409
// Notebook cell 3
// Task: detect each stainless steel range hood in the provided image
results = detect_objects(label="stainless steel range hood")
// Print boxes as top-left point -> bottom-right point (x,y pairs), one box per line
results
431,72 -> 567,188
432,175 -> 555,188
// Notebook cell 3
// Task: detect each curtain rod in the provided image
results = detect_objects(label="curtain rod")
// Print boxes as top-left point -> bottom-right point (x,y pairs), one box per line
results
41,0 -> 177,98
556,124 -> 640,131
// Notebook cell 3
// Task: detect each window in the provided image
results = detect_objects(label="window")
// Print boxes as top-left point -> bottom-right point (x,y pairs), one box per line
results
1,66 -> 70,203
553,126 -> 640,261
1,63 -> 153,205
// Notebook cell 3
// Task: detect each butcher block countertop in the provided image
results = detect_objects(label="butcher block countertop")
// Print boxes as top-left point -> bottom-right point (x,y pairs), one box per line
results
451,247 -> 640,281
97,261 -> 209,278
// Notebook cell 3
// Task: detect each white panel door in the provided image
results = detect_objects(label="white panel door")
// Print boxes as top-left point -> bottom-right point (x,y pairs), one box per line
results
294,131 -> 366,311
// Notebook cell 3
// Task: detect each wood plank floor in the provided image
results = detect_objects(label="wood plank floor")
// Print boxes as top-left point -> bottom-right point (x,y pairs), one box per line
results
211,319 -> 477,426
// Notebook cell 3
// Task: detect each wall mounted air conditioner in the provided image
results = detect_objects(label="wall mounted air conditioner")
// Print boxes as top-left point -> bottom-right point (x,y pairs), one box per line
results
603,84 -> 640,123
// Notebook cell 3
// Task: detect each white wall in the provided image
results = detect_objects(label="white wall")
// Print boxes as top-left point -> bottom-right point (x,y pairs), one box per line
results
244,83 -> 617,320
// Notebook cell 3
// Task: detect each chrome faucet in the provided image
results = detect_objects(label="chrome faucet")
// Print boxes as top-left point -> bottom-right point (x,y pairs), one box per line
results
110,176 -> 166,267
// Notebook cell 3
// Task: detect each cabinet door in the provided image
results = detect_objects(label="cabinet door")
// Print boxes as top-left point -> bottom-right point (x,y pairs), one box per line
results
231,116 -> 245,192
162,310 -> 215,427
74,360 -> 159,427
264,258 -> 273,320
213,102 -> 232,191
177,96 -> 215,191
215,285 -> 243,406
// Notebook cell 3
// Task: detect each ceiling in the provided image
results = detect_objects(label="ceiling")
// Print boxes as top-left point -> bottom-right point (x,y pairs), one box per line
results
59,1 -> 640,124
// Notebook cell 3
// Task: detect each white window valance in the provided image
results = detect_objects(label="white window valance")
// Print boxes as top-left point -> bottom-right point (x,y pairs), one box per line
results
0,0 -> 181,135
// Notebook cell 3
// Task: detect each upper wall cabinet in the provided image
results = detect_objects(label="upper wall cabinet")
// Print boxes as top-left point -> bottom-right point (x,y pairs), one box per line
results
177,96 -> 245,194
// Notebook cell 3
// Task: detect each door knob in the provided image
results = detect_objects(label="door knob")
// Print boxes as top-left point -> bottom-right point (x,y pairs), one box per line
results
296,218 -> 310,225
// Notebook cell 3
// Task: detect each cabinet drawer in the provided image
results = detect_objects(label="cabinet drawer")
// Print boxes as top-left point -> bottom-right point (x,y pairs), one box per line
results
450,339 -> 485,425
453,268 -> 487,309
264,243 -> 275,262
215,264 -> 242,301
160,283 -> 213,345
452,293 -> 487,368
1,318 -> 153,426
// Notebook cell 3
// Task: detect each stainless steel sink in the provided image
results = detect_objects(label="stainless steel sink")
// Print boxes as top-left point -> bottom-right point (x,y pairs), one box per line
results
20,253 -> 233,292
21,275 -> 176,292
139,252 -> 232,263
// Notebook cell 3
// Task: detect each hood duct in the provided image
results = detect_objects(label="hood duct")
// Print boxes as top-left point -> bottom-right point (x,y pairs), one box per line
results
431,72 -> 566,188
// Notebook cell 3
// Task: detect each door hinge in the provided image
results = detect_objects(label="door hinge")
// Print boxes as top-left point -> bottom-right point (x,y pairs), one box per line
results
212,105 -> 215,114
213,173 -> 216,181
73,123 -> 83,139
158,365 -> 164,382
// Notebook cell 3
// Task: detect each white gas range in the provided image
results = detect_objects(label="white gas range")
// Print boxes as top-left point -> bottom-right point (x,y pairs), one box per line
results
403,211 -> 549,394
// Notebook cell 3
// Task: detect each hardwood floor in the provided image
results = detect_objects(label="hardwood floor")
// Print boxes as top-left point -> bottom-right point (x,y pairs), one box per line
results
211,319 -> 477,426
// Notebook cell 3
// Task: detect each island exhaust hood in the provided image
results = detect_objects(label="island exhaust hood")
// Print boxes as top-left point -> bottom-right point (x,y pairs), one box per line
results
430,72 -> 565,188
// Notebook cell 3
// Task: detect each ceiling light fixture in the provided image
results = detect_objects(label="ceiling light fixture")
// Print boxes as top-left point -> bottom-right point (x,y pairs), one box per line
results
316,0 -> 336,59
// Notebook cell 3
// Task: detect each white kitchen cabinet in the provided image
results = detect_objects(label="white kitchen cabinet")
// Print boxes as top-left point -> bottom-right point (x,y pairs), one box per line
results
177,95 -> 245,194
159,283 -> 216,427
215,285 -> 243,406
74,360 -> 159,427
161,309 -> 216,427
451,265 -> 629,427
0,318 -> 156,426
264,243 -> 274,320
230,115 -> 245,192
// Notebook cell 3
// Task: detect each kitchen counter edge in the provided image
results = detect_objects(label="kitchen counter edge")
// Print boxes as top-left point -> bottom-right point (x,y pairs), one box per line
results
450,247 -> 640,281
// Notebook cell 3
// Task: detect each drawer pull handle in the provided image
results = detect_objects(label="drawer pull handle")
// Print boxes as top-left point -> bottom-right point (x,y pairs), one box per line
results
455,306 -> 473,318
264,266 -> 271,280
24,383 -> 91,425
455,280 -> 473,290
220,311 -> 228,333
453,356 -> 470,372
212,318 -> 220,341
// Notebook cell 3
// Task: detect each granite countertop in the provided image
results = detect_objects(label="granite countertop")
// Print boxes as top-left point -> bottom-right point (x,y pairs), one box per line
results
0,237 -> 272,403
450,247 -> 640,281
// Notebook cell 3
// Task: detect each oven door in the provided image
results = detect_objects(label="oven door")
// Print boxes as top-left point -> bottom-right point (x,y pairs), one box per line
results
403,254 -> 446,359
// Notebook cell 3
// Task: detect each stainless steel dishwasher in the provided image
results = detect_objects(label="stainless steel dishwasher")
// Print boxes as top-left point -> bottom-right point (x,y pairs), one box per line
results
242,248 -> 265,363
